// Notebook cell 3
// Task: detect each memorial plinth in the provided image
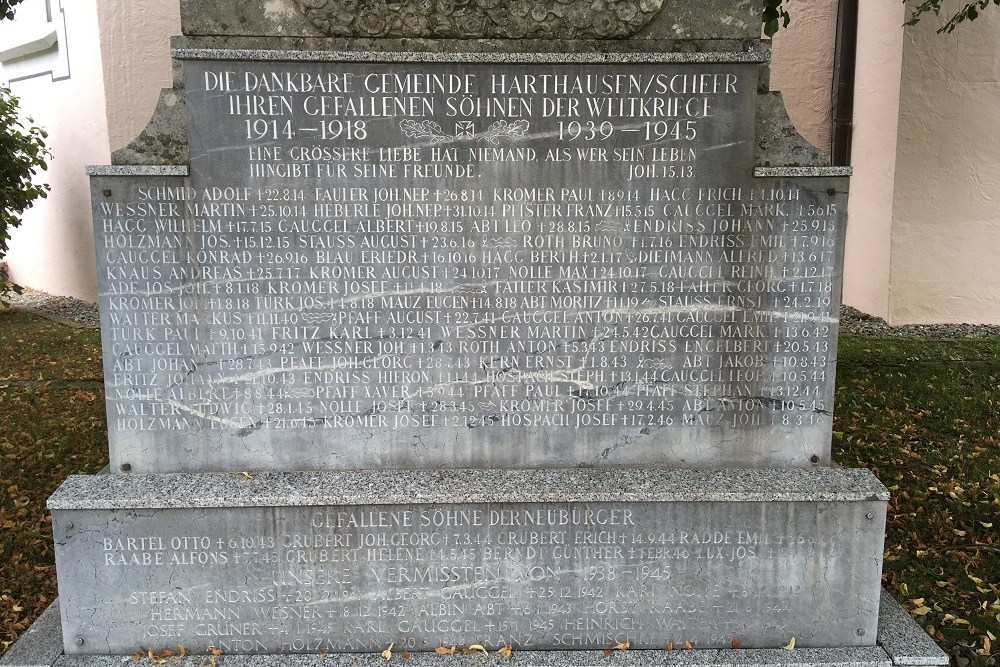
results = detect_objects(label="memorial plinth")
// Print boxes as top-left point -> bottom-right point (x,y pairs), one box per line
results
51,469 -> 886,654
0,2 -> 949,667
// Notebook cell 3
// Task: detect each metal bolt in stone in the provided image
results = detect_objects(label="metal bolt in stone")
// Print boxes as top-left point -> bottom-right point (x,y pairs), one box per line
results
856,628 -> 866,637
121,463 -> 132,473
827,188 -> 837,196
66,522 -> 74,530
103,189 -> 112,197
76,638 -> 85,645
866,512 -> 875,520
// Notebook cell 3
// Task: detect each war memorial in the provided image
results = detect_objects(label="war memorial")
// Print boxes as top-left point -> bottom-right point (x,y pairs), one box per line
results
1,1 -> 949,666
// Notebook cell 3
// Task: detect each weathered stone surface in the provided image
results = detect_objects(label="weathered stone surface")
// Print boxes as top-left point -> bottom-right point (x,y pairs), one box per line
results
41,649 -> 903,667
294,0 -> 665,40
0,601 -> 64,667
876,590 -> 949,666
754,93 -> 831,168
46,468 -> 891,510
112,58 -> 190,167
64,2 -> 927,664
11,592 -> 951,667
179,0 -> 760,40
50,469 -> 886,654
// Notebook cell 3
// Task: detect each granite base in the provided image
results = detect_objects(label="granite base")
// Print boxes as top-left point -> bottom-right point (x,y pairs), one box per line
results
1,592 -> 947,667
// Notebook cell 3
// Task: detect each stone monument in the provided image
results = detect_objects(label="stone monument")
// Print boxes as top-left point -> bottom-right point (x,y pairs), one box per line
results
1,2 -> 948,667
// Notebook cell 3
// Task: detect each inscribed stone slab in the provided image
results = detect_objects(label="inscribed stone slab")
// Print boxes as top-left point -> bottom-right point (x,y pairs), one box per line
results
92,57 -> 847,473
51,471 -> 885,654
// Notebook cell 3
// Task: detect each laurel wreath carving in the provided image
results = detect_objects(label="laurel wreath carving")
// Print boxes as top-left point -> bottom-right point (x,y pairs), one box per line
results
399,118 -> 530,144
294,0 -> 665,39
482,236 -> 518,248
399,119 -> 453,144
479,119 -> 530,145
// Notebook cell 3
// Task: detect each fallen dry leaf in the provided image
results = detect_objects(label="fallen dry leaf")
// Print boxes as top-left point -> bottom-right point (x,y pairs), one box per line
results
664,641 -> 674,652
783,637 -> 796,651
731,636 -> 742,649
684,640 -> 693,650
496,646 -> 513,658
240,471 -> 253,480
468,645 -> 488,656
401,650 -> 411,660
602,649 -> 613,658
435,646 -> 456,656
382,642 -> 395,661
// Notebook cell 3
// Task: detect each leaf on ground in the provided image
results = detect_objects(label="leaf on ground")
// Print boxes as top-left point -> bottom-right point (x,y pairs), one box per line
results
731,636 -> 742,649
613,642 -> 630,651
496,646 -> 513,658
381,642 -> 394,661
467,645 -> 488,656
435,646 -> 456,656
684,640 -> 693,650
783,637 -> 796,650
664,641 -> 673,652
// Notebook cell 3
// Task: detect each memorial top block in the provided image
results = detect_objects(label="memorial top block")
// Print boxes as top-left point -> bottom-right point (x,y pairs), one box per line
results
92,52 -> 847,474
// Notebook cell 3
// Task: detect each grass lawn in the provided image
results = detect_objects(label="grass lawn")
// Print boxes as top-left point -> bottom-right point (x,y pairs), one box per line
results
0,308 -> 997,661
835,337 -> 1000,662
0,310 -> 108,653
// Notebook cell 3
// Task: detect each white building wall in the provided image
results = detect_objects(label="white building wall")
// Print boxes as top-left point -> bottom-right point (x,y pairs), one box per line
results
889,10 -> 1000,324
96,0 -> 179,152
1,0 -> 179,302
770,0 -> 904,321
1,0 -> 111,301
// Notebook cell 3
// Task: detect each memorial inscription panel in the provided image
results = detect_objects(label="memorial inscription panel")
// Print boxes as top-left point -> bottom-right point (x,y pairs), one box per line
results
54,497 -> 884,653
93,57 -> 847,472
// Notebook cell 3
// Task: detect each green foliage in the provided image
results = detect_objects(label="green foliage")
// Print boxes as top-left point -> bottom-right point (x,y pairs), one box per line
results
768,0 -> 998,36
0,88 -> 51,306
0,0 -> 24,22
906,0 -> 1000,33
762,0 -> 791,38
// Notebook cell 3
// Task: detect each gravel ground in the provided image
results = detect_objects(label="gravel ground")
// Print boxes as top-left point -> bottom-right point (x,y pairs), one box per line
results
4,285 -> 1000,339
839,305 -> 1000,339
3,286 -> 101,327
